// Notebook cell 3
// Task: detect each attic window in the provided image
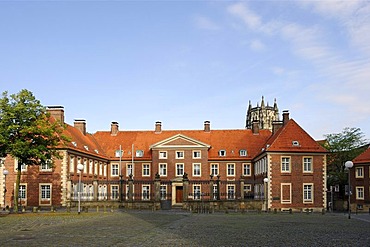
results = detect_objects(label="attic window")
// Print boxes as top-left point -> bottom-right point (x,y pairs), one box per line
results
219,150 -> 226,157
71,141 -> 77,147
292,141 -> 300,146
136,150 -> 144,157
94,149 -> 99,154
84,145 -> 89,151
115,150 -> 123,158
239,150 -> 247,156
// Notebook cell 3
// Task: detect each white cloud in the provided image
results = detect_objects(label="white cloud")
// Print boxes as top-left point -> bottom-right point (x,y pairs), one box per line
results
227,2 -> 261,30
249,39 -> 265,51
194,15 -> 220,30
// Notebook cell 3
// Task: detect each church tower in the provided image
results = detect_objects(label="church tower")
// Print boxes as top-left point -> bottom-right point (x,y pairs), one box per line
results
246,96 -> 279,131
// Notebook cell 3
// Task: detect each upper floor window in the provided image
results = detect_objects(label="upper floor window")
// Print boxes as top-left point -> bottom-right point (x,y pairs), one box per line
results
176,163 -> 184,176
218,150 -> 226,157
14,159 -> 27,172
193,163 -> 201,177
111,163 -> 119,176
227,163 -> 235,176
176,151 -> 184,159
243,163 -> 251,176
126,163 -> 134,177
281,157 -> 291,173
159,151 -> 167,159
193,150 -> 201,159
356,167 -> 363,178
136,150 -> 144,157
303,157 -> 312,173
69,156 -> 75,173
159,163 -> 167,177
210,164 -> 219,176
142,164 -> 150,176
41,160 -> 52,171
239,150 -> 247,156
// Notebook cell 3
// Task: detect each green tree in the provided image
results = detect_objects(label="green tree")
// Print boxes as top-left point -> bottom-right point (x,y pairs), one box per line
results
323,127 -> 368,194
0,89 -> 69,212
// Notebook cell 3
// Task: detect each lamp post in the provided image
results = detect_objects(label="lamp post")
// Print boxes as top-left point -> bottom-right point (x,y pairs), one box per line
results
345,161 -> 353,219
77,163 -> 84,214
3,169 -> 9,209
263,178 -> 269,212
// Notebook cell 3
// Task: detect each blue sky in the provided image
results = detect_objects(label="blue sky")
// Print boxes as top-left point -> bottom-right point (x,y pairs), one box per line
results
1,1 -> 369,140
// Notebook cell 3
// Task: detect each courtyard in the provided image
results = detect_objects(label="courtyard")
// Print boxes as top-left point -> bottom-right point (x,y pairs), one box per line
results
0,210 -> 369,247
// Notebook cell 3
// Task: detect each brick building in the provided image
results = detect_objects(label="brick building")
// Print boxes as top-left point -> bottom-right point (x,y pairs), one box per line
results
0,99 -> 327,212
350,147 -> 370,212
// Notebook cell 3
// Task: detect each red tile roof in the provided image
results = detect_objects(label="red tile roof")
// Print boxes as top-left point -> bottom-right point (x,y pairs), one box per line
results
353,146 -> 370,164
265,119 -> 327,153
92,129 -> 272,160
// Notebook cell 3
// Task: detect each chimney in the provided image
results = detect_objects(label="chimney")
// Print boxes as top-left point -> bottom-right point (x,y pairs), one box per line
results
155,121 -> 162,133
111,122 -> 119,136
74,119 -> 86,135
204,121 -> 211,132
272,121 -> 283,134
47,106 -> 64,123
252,120 -> 259,134
282,110 -> 290,125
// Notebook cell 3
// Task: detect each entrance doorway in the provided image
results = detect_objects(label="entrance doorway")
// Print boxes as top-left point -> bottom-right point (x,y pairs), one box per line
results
176,186 -> 183,203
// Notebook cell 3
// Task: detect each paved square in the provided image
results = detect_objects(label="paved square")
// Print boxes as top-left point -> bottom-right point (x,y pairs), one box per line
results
0,211 -> 369,246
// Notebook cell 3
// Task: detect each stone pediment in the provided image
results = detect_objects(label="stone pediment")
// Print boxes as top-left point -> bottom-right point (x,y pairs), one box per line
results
150,134 -> 210,150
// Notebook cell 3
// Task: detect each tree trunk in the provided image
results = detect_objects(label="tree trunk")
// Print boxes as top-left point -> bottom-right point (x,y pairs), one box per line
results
13,160 -> 21,212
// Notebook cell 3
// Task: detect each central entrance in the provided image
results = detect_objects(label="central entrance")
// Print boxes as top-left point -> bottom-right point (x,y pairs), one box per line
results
176,186 -> 183,203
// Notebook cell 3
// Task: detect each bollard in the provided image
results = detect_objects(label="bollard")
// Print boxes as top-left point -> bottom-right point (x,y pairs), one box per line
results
322,208 -> 325,215
274,208 -> 277,214
289,208 -> 292,214
96,206 -> 99,212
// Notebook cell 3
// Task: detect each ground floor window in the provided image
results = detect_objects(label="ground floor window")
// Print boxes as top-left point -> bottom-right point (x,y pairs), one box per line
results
160,185 -> 167,200
356,187 -> 364,200
19,184 -> 27,199
40,184 -> 51,201
227,185 -> 235,200
142,185 -> 150,200
303,184 -> 313,203
193,185 -> 201,200
111,185 -> 119,200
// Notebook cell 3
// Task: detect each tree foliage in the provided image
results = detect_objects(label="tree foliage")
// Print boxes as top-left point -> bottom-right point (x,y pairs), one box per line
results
0,89 -> 69,211
322,127 -> 368,190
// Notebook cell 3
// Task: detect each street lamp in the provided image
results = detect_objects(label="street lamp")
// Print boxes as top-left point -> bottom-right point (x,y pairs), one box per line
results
345,161 -> 353,219
3,169 -> 9,209
263,178 -> 269,212
77,163 -> 84,214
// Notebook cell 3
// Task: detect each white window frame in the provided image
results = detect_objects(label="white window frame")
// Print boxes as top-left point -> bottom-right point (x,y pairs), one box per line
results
94,161 -> 98,175
193,185 -> 201,200
126,163 -> 134,177
176,151 -> 184,159
176,163 -> 184,176
213,184 -> 218,200
14,159 -> 27,172
19,184 -> 27,199
142,164 -> 150,177
243,163 -> 251,176
142,185 -> 150,200
303,157 -> 313,173
303,183 -> 314,203
89,160 -> 93,174
193,163 -> 201,177
159,163 -> 167,177
115,150 -> 123,158
69,155 -> 75,173
99,162 -> 102,176
227,163 -> 235,177
103,164 -> 107,177
219,150 -> 226,157
193,150 -> 201,159
356,187 -> 364,200
356,167 -> 364,178
227,184 -> 235,200
136,150 -> 144,157
40,183 -> 52,205
210,163 -> 219,176
159,151 -> 167,159
111,163 -> 119,177
281,157 -> 291,173
239,149 -> 247,156
160,185 -> 167,200
40,159 -> 52,171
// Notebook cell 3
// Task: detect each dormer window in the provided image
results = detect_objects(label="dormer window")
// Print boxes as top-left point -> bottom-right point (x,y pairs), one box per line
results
136,150 -> 144,157
292,141 -> 300,146
219,150 -> 226,157
94,149 -> 99,154
239,150 -> 247,156
71,141 -> 77,147
84,145 -> 89,151
115,150 -> 123,158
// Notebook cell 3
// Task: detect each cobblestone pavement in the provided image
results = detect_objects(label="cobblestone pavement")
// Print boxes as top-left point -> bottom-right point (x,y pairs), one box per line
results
0,210 -> 369,247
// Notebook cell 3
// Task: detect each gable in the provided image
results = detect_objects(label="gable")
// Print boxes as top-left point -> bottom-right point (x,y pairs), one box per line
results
150,134 -> 211,149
